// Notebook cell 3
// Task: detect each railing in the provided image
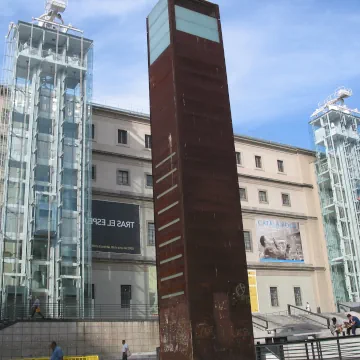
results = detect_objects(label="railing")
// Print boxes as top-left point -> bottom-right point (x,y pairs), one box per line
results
255,334 -> 360,359
22,357 -> 99,360
1,303 -> 159,322
252,314 -> 269,330
337,301 -> 352,313
288,304 -> 330,328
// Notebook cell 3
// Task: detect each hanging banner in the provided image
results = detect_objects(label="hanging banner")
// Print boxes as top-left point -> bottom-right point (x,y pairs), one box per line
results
248,270 -> 259,313
256,219 -> 304,263
91,200 -> 141,254
148,266 -> 158,316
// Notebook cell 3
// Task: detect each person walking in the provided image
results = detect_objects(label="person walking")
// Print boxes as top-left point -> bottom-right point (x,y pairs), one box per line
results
50,341 -> 63,360
306,302 -> 311,312
122,339 -> 130,360
31,298 -> 45,319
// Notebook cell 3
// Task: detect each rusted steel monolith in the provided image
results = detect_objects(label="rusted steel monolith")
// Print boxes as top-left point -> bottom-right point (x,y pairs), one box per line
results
147,1 -> 255,359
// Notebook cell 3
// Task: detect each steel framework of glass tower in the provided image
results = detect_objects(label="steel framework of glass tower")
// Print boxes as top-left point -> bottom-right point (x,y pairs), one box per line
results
0,19 -> 93,317
311,89 -> 360,305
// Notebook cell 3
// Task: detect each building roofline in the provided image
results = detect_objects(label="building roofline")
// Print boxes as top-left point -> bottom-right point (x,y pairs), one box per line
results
92,102 -> 315,155
18,20 -> 93,43
234,134 -> 315,156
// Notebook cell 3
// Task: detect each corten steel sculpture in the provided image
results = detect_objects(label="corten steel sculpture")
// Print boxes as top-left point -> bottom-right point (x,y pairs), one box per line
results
147,0 -> 255,359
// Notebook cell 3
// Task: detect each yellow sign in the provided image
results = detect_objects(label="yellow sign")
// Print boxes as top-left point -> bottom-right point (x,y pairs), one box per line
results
248,270 -> 259,313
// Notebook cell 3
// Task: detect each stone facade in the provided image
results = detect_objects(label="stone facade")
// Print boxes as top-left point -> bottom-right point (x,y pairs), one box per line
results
0,321 -> 159,360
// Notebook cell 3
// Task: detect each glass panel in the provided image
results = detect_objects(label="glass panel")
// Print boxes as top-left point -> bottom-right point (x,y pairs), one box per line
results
32,264 -> 48,289
35,165 -> 51,182
3,240 -> 22,258
12,111 -> 29,131
10,136 -> 27,159
63,142 -> 77,165
32,240 -> 48,260
63,168 -> 77,186
38,117 -> 52,134
61,244 -> 77,263
63,122 -> 78,139
61,265 -> 77,276
37,139 -> 51,160
175,5 -> 220,43
148,0 -> 170,65
8,160 -> 26,179
62,189 -> 77,211
7,182 -> 25,205
5,212 -> 24,233
61,216 -> 77,238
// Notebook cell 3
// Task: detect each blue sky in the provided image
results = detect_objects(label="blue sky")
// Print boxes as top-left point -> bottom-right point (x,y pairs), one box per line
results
1,0 -> 360,149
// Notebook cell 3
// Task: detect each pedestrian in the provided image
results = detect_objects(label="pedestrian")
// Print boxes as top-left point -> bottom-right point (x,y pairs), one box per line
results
122,339 -> 130,360
50,341 -> 63,360
31,298 -> 45,319
329,317 -> 343,337
345,314 -> 360,335
306,302 -> 311,312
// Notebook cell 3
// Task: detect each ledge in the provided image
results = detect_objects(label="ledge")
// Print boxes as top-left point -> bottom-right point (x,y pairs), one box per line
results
241,206 -> 317,220
91,257 -> 326,272
239,173 -> 314,189
247,262 -> 325,272
92,187 -> 153,203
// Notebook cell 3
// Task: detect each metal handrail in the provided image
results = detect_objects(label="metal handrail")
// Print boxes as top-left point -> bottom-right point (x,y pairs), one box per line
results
288,304 -> 331,328
255,334 -> 360,360
252,314 -> 269,330
337,301 -> 352,313
1,303 -> 159,322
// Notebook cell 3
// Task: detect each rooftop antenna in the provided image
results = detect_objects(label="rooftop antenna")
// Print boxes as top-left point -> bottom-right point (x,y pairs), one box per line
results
38,0 -> 68,32
311,87 -> 355,118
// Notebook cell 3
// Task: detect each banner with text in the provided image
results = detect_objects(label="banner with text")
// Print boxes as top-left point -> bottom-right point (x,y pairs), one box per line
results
92,200 -> 141,254
248,270 -> 259,313
256,219 -> 304,263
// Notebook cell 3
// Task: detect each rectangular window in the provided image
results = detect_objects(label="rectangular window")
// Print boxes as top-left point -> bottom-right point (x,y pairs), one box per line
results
282,193 -> 291,206
121,285 -> 131,309
92,284 -> 95,300
118,129 -> 128,145
145,134 -> 152,149
243,231 -> 252,252
146,174 -> 153,188
255,155 -> 262,169
239,188 -> 247,201
148,222 -> 155,246
117,170 -> 129,186
236,152 -> 241,165
294,287 -> 302,307
258,190 -> 268,203
92,166 -> 96,181
270,287 -> 279,307
91,124 -> 95,140
277,160 -> 284,173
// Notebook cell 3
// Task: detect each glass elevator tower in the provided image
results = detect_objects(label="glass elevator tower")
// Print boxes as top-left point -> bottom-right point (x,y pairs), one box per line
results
0,12 -> 93,317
